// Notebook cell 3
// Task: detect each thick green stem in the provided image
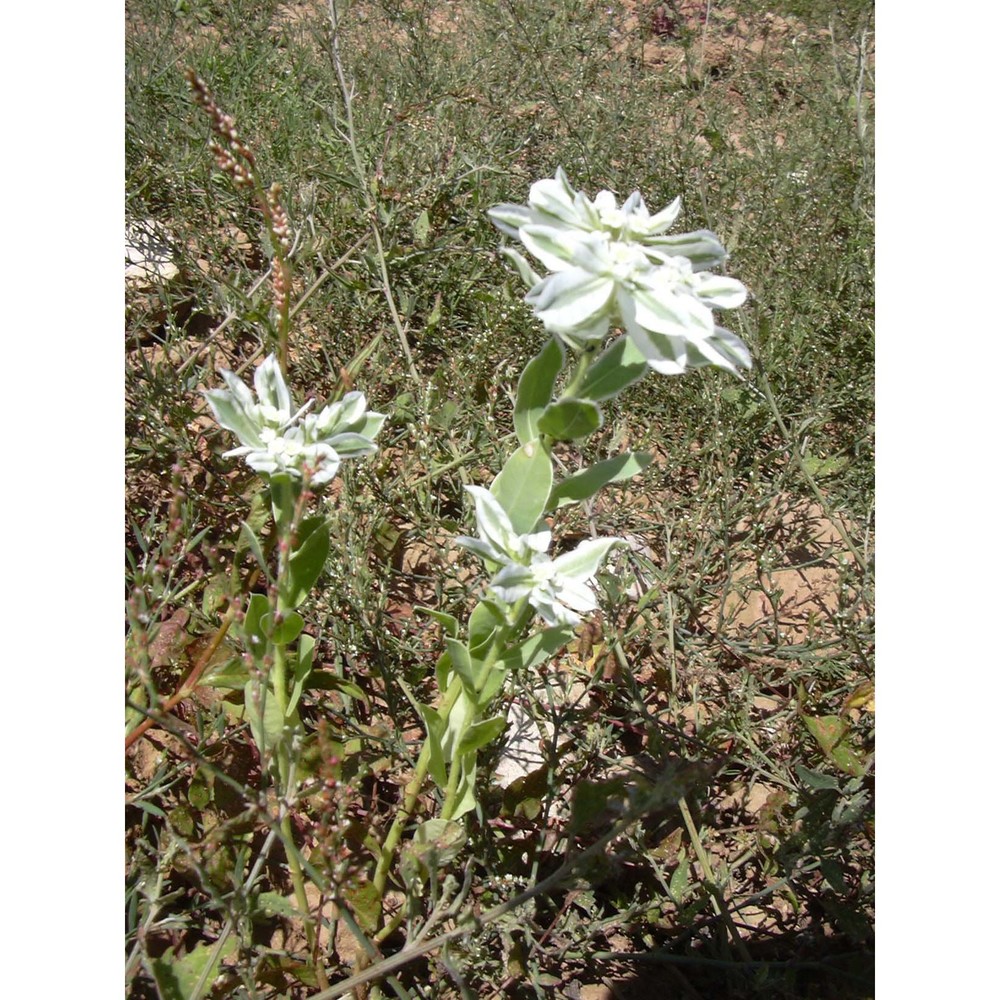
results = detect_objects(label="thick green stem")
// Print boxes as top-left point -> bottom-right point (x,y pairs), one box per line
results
277,749 -> 317,953
440,597 -> 531,821
372,675 -> 464,899
439,748 -> 465,822
375,594 -> 533,897
558,342 -> 598,399
266,495 -> 319,957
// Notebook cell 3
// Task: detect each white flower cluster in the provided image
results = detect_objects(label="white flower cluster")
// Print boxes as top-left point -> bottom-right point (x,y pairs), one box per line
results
489,167 -> 751,374
204,354 -> 384,485
456,486 -> 621,627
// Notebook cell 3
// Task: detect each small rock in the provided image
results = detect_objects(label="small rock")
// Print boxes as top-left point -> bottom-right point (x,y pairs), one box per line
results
126,219 -> 179,288
494,701 -> 549,788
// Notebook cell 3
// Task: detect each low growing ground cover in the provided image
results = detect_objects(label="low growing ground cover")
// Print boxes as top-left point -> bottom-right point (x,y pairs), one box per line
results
125,2 -> 874,996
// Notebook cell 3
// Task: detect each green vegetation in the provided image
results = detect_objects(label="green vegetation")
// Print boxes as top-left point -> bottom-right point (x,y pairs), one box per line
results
125,2 -> 874,997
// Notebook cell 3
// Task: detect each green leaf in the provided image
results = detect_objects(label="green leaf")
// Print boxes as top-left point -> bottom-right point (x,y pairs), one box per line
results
416,606 -> 460,639
577,335 -> 648,402
802,453 -> 851,479
514,338 -> 564,445
490,440 -> 553,534
819,857 -> 848,893
478,662 -> 510,703
803,715 -> 867,778
285,516 -> 330,608
548,451 -> 652,510
201,656 -> 252,690
412,207 -> 431,246
427,396 -> 459,432
201,572 -> 230,616
443,688 -> 477,762
445,638 -> 479,696
537,398 -> 603,441
167,805 -> 195,836
308,671 -> 370,708
457,714 -> 507,755
417,704 -> 448,787
412,818 -> 466,862
371,519 -> 402,563
447,753 -> 479,820
794,764 -> 841,791
150,940 -> 238,1000
286,633 -> 315,717
468,600 -> 506,658
499,626 -> 574,673
241,593 -> 271,659
239,520 -> 269,576
263,610 -> 304,647
668,856 -> 691,903
245,679 -> 287,753
426,291 -> 443,332
187,778 -> 211,810
255,891 -> 302,920
342,882 -> 383,936
131,799 -> 167,820
568,777 -> 628,834
400,817 -> 467,889
434,649 -> 453,695
269,473 -> 297,529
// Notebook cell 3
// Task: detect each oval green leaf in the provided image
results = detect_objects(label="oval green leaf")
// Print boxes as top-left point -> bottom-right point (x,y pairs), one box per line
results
548,451 -> 652,510
285,516 -> 330,608
578,335 -> 648,402
514,337 -> 564,445
490,440 -> 553,534
537,398 -> 602,441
